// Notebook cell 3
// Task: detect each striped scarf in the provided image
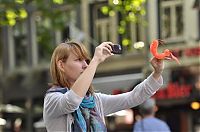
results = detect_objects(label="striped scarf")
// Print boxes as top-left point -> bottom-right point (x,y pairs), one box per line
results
46,88 -> 107,132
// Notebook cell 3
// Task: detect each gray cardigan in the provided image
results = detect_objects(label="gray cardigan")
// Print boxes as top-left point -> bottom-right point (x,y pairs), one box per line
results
43,74 -> 163,132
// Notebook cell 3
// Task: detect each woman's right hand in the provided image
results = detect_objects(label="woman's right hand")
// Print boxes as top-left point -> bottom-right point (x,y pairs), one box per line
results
92,42 -> 114,64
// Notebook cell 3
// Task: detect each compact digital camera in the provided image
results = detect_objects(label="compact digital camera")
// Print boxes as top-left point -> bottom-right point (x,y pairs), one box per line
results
111,44 -> 122,54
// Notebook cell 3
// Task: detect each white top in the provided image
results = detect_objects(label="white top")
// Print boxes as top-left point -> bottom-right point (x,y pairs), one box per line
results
43,74 -> 163,132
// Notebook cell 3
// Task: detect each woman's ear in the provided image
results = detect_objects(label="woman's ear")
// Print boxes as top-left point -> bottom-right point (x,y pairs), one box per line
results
57,60 -> 65,72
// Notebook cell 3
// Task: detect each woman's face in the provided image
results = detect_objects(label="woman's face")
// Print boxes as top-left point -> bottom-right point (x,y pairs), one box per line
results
62,52 -> 88,85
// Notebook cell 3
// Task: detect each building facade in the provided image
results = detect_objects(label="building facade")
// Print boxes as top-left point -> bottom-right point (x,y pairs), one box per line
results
147,0 -> 200,132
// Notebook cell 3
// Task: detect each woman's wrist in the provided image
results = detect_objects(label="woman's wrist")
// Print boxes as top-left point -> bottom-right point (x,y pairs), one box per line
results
154,70 -> 163,75
152,71 -> 162,80
90,57 -> 100,66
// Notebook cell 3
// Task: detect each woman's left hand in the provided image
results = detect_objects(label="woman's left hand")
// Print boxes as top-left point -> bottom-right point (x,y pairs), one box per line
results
150,57 -> 164,80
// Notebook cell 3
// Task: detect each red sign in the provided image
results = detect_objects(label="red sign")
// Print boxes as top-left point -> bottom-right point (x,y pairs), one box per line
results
153,82 -> 192,99
171,46 -> 200,58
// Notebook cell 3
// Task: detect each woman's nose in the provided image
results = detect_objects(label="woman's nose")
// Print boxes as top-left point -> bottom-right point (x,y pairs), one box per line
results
82,60 -> 88,69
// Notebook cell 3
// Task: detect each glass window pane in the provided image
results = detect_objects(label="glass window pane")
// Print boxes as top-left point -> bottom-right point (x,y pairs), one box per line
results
36,17 -> 54,63
176,5 -> 183,36
163,7 -> 171,38
107,23 -> 110,41
13,23 -> 28,67
97,26 -> 102,42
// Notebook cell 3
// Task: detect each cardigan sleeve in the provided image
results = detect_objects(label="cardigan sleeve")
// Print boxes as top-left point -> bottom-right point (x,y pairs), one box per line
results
43,89 -> 83,119
96,73 -> 163,116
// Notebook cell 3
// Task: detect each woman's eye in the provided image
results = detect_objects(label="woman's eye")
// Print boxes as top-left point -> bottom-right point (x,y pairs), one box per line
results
86,59 -> 90,64
75,58 -> 82,61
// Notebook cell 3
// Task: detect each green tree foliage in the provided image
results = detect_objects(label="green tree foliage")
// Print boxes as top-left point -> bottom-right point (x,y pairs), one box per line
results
0,0 -> 79,27
101,0 -> 146,48
0,0 -> 79,62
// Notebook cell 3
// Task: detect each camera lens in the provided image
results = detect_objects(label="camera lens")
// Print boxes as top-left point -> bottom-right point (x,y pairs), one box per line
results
111,44 -> 122,54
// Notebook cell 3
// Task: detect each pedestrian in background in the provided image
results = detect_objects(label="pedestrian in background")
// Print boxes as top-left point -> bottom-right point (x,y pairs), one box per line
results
43,41 -> 165,132
133,98 -> 171,132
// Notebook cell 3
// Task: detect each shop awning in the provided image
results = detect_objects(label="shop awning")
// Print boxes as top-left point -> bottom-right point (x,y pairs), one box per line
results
92,73 -> 144,94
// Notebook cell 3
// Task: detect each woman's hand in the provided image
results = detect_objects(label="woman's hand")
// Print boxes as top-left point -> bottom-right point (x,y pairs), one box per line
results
92,42 -> 114,64
150,57 -> 164,80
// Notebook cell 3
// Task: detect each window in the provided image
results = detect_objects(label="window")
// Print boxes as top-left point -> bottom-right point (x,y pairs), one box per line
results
92,3 -> 112,44
160,0 -> 184,41
13,22 -> 28,67
36,10 -> 71,63
36,17 -> 54,63
0,28 -> 2,73
91,2 -> 144,53
95,19 -> 110,43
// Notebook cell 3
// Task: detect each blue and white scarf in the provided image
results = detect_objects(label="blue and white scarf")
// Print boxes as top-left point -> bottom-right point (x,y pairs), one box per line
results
46,88 -> 107,132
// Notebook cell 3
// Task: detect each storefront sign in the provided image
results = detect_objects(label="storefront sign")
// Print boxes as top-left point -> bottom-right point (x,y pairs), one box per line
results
172,46 -> 200,58
153,82 -> 192,99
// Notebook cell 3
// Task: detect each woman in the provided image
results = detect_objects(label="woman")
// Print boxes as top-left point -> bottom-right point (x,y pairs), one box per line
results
43,41 -> 164,132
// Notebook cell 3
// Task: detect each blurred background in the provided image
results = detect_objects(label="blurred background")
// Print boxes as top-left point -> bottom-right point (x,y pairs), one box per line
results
0,0 -> 199,131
